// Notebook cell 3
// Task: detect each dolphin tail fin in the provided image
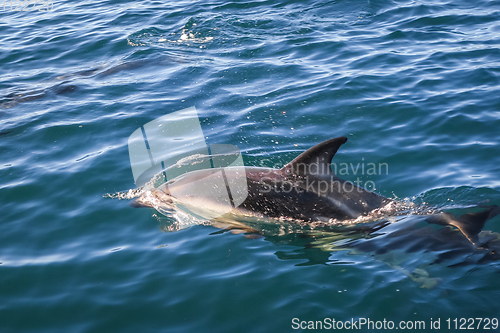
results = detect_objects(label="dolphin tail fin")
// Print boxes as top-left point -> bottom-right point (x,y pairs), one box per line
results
426,205 -> 500,246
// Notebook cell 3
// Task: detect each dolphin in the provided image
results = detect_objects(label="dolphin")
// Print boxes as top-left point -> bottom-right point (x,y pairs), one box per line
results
0,83 -> 77,109
1,55 -> 182,109
131,136 -> 500,247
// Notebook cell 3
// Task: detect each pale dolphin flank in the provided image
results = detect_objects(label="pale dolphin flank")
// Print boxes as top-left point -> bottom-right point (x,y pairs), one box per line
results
132,136 -> 500,246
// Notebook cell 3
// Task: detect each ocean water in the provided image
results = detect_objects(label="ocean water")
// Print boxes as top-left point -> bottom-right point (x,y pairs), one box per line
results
2,0 -> 500,332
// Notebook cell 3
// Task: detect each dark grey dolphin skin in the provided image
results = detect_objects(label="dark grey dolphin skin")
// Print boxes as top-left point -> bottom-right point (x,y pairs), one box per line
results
239,136 -> 390,221
132,136 -> 500,246
0,83 -> 77,109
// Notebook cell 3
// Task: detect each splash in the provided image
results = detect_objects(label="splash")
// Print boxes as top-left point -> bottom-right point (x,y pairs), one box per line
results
103,168 -> 167,200
168,27 -> 214,43
174,153 -> 211,167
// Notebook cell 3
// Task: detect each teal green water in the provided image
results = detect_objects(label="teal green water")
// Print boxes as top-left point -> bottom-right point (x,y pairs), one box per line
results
2,0 -> 500,332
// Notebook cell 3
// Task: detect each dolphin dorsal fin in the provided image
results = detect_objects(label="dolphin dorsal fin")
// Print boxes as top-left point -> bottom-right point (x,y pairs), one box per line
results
281,136 -> 348,176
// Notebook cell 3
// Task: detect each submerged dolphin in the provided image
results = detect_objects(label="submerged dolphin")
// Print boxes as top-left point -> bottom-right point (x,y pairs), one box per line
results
132,136 -> 500,246
1,55 -> 182,109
